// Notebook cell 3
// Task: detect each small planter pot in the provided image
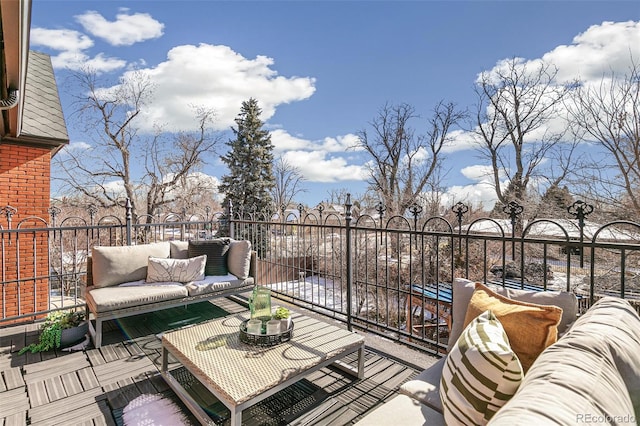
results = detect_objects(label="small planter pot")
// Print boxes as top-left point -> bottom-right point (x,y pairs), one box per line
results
266,320 -> 281,335
60,321 -> 89,348
279,317 -> 292,332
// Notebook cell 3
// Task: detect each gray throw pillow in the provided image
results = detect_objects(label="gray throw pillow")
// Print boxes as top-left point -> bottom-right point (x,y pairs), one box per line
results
188,239 -> 230,276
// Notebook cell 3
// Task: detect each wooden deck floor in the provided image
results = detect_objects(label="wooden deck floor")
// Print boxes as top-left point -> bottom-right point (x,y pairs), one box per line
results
0,298 -> 426,426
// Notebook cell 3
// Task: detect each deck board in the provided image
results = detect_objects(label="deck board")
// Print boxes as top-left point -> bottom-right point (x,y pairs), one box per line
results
0,299 -> 429,425
28,387 -> 106,423
77,366 -> 100,391
61,370 -> 84,396
92,354 -> 156,387
23,352 -> 89,382
0,387 -> 29,416
26,381 -> 49,407
44,375 -> 67,402
3,367 -> 24,390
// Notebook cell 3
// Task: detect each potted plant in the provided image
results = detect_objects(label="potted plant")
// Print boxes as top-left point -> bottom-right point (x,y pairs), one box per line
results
19,310 -> 88,354
274,307 -> 291,332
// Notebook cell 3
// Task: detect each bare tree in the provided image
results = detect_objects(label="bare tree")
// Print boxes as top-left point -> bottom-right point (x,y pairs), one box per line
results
325,188 -> 351,205
271,157 -> 306,211
473,58 -> 575,211
567,61 -> 640,219
54,69 -> 221,222
356,101 -> 465,216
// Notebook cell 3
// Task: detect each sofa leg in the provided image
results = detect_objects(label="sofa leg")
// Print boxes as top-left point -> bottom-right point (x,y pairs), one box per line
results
96,319 -> 103,348
90,318 -> 103,349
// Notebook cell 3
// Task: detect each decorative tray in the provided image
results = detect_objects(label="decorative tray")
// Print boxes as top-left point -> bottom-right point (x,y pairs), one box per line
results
239,319 -> 294,347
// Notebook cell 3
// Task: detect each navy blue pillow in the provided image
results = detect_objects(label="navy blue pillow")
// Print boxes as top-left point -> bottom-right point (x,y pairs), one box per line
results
188,239 -> 230,276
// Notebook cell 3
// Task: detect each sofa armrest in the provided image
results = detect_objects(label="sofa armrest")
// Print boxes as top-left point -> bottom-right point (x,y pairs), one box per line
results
85,256 -> 94,287
249,251 -> 257,280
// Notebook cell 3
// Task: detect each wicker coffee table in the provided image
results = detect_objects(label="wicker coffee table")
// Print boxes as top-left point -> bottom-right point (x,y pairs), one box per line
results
160,312 -> 365,425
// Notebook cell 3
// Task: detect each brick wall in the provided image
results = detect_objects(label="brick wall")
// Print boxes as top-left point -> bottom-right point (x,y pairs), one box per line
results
0,143 -> 51,320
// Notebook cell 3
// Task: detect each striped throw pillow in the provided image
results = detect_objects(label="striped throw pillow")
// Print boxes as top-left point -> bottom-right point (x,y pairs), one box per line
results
440,310 -> 524,425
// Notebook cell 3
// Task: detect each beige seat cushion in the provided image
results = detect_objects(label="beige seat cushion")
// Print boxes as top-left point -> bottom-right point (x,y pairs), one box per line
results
87,282 -> 188,312
91,242 -> 170,288
449,278 -> 577,348
489,297 -> 639,425
354,394 -> 445,426
184,275 -> 252,296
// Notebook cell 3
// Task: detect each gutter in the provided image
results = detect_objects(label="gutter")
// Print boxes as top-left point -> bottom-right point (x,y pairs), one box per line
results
0,88 -> 19,110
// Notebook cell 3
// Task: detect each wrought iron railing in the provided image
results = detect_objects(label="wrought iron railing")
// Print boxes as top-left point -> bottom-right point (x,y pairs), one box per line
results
2,197 -> 640,355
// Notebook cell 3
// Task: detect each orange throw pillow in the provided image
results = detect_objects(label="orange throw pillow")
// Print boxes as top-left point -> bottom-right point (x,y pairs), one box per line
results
464,283 -> 562,372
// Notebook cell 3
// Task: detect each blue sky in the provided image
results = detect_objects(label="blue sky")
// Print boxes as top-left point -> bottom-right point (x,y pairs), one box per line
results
30,1 -> 640,209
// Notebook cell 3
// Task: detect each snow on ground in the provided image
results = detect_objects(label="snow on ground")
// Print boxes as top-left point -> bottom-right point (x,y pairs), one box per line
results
267,276 -> 346,311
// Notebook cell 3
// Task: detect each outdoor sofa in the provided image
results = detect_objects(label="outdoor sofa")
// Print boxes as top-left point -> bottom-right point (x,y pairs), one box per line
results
357,278 -> 640,425
85,238 -> 256,348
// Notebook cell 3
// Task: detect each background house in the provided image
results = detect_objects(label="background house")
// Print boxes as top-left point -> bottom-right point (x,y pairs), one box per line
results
0,0 -> 69,320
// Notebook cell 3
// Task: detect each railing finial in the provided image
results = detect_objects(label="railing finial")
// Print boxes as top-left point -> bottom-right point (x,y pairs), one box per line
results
345,193 -> 352,221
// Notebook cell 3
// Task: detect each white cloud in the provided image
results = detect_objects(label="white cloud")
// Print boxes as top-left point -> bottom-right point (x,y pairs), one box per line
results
57,141 -> 92,156
75,9 -> 164,46
30,28 -> 127,73
270,130 -> 366,182
31,9 -> 161,73
449,20 -> 640,184
30,28 -> 93,51
281,150 -> 367,183
166,171 -> 220,190
321,134 -> 362,152
50,50 -> 127,73
126,43 -> 316,132
460,164 -> 494,181
442,129 -> 479,153
271,129 -> 360,153
442,181 -> 499,211
439,164 -> 509,211
543,21 -> 640,83
270,129 -> 313,151
100,180 -> 126,199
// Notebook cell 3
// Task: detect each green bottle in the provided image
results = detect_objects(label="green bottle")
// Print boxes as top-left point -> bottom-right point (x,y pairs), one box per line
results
249,286 -> 272,321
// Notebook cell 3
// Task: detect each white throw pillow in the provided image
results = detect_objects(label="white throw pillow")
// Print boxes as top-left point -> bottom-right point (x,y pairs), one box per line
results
440,310 -> 523,425
146,255 -> 206,283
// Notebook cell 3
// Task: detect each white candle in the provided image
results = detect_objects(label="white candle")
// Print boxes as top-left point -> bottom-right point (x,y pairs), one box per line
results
266,320 -> 281,335
247,319 -> 262,334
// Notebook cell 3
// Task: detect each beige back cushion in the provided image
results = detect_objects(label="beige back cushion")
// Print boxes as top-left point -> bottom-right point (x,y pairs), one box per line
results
169,240 -> 189,259
448,278 -> 578,347
228,239 -> 252,279
91,242 -> 170,288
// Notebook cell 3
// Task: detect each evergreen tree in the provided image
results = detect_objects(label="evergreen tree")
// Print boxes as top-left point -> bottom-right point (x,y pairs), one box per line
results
540,184 -> 574,219
219,98 -> 276,217
219,99 -> 275,254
